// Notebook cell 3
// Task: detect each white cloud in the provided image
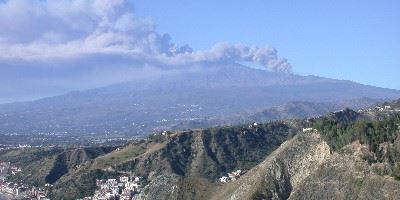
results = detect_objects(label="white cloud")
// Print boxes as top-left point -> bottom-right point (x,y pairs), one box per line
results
0,0 -> 291,72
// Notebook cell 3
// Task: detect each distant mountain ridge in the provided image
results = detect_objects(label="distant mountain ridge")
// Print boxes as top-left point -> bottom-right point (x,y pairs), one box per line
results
0,64 -> 399,137
170,98 -> 383,130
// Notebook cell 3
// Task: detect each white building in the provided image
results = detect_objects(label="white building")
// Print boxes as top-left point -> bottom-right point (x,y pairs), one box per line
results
303,128 -> 315,132
120,176 -> 129,183
219,176 -> 229,183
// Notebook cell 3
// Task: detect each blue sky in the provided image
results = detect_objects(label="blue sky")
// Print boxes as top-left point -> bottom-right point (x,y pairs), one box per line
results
0,0 -> 399,103
135,0 -> 400,89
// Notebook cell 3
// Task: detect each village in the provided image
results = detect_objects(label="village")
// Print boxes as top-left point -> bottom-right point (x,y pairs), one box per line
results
359,105 -> 400,113
83,175 -> 143,200
1,159 -> 143,200
0,161 -> 50,199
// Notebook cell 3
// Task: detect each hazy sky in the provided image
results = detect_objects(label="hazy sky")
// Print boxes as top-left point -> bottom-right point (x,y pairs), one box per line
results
135,0 -> 400,89
0,0 -> 399,103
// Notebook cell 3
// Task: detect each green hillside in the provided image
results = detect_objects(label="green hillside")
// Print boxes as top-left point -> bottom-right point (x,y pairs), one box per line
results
2,99 -> 400,199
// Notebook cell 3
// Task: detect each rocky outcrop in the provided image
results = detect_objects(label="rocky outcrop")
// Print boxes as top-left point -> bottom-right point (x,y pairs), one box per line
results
212,132 -> 400,200
289,142 -> 400,200
213,132 -> 331,200
136,174 -> 181,200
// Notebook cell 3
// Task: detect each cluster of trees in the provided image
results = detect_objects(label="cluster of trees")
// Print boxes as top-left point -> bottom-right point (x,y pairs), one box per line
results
312,110 -> 400,179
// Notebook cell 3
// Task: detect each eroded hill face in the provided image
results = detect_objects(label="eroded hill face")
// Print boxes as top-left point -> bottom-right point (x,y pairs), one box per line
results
212,132 -> 331,200
289,141 -> 400,199
212,134 -> 400,200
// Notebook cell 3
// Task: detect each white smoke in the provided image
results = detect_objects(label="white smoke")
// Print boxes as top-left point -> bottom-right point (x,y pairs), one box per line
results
0,0 -> 291,73
187,43 -> 291,73
0,0 -> 295,102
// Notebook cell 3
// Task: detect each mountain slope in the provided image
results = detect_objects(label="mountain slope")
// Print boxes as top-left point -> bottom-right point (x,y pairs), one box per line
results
212,132 -> 331,200
0,65 -> 398,137
0,120 -> 297,199
213,132 -> 400,200
213,102 -> 400,200
289,141 -> 400,199
0,146 -> 116,186
2,100 -> 400,199
237,98 -> 380,122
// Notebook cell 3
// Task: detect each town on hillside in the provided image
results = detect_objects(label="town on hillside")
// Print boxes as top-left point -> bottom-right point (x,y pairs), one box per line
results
0,161 -> 50,199
82,176 -> 143,200
1,159 -> 145,200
